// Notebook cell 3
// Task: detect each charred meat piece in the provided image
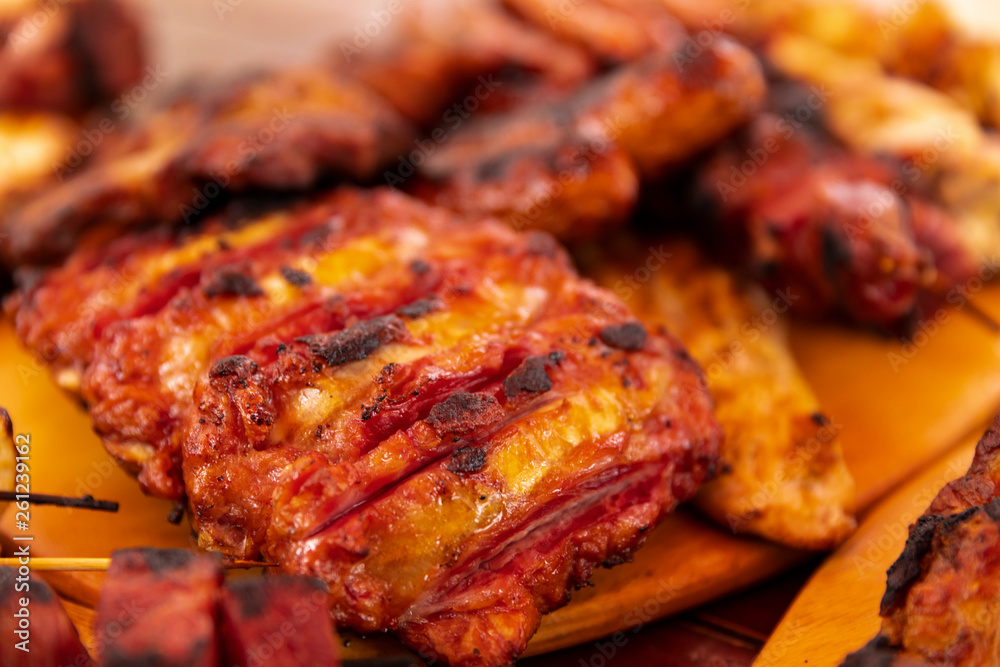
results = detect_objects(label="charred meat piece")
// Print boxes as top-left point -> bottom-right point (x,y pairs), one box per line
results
11,188 -> 722,665
1,66 -> 415,267
95,548 -> 223,667
582,238 -> 856,549
183,278 -> 720,665
691,101 -> 975,331
0,566 -> 91,667
0,0 -> 145,114
220,577 -> 340,667
413,38 -> 764,241
846,415 -> 1000,665
345,2 -> 596,127
501,0 -> 686,64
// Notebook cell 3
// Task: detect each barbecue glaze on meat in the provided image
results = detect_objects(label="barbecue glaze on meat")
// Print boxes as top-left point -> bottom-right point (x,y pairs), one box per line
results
9,189 -> 721,665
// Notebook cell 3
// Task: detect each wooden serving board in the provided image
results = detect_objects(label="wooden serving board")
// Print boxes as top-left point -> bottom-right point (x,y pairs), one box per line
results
754,435 -> 980,666
2,282 -> 1000,660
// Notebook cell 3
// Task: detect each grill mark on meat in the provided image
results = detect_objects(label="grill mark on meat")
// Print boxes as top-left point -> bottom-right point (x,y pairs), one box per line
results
599,322 -> 647,351
296,315 -> 407,368
203,269 -> 265,298
280,265 -> 312,287
401,462 -> 664,622
426,391 -> 501,437
396,297 -> 438,319
503,356 -> 554,398
447,447 -> 488,474
210,355 -> 258,379
881,507 -> 978,614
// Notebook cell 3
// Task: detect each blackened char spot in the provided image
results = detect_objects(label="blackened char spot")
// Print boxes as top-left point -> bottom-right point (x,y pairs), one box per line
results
210,355 -> 258,379
821,225 -> 852,284
396,298 -> 438,319
984,497 -> 1000,521
503,356 -> 553,398
880,507 -> 978,614
203,269 -> 264,298
599,322 -> 647,351
426,392 -> 500,437
296,315 -> 406,368
115,547 -> 197,575
227,578 -> 269,618
409,259 -> 431,275
810,412 -> 830,426
840,636 -> 898,667
447,447 -> 487,475
280,266 -> 312,287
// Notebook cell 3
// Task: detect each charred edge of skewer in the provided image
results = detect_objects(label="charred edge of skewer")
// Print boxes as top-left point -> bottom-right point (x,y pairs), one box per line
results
0,408 -> 11,440
0,491 -> 119,512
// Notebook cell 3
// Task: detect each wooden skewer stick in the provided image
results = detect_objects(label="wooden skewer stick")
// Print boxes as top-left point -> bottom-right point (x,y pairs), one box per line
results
0,557 -> 276,571
0,491 -> 119,512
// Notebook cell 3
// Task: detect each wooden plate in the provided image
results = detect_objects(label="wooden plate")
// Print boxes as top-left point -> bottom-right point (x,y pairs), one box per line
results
2,284 -> 1000,659
754,435 -> 980,666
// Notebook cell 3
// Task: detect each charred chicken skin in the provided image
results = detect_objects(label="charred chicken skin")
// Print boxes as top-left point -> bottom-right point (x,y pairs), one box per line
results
9,189 -> 721,666
0,0 -> 145,114
1,66 -> 415,267
846,415 -> 1000,665
412,37 -> 765,242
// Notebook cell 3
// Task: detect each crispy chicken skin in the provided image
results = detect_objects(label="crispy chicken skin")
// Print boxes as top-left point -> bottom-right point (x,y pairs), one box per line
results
413,37 -> 765,241
10,189 -> 722,665
182,270 -> 720,665
0,0 -> 144,114
846,416 -> 1000,665
582,239 -> 855,549
1,66 -> 415,267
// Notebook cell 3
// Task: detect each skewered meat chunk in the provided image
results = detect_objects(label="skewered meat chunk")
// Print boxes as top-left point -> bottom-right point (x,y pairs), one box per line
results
0,0 -> 145,114
413,38 -> 765,241
1,66 -> 415,268
581,238 -> 856,549
95,548 -> 223,667
0,566 -> 91,667
690,94 -> 976,331
846,416 -> 1000,665
345,2 -> 596,127
219,577 -> 340,667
